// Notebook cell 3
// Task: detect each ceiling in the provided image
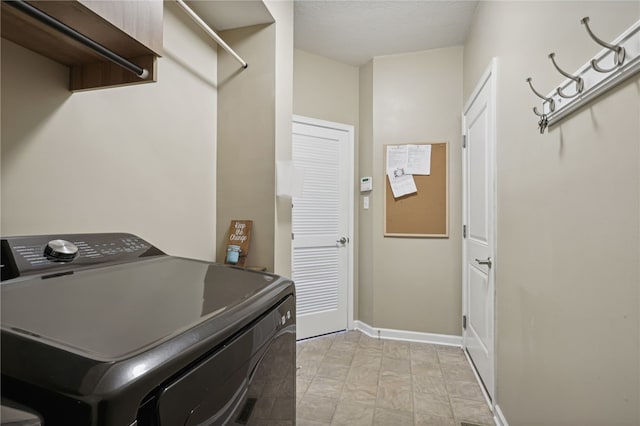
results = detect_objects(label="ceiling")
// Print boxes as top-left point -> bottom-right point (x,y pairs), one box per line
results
185,1 -> 478,68
294,1 -> 479,66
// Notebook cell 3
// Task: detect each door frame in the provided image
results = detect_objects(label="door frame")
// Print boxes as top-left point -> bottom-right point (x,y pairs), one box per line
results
461,58 -> 497,404
291,114 -> 355,332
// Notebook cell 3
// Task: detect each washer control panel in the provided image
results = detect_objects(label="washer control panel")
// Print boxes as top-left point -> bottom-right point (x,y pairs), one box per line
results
44,240 -> 79,262
1,233 -> 166,281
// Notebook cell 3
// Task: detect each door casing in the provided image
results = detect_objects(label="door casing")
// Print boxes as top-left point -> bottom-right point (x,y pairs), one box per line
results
462,58 -> 497,404
291,114 -> 355,338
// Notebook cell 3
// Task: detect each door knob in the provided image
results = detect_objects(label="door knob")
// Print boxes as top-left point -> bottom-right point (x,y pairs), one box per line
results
475,257 -> 492,268
337,237 -> 347,245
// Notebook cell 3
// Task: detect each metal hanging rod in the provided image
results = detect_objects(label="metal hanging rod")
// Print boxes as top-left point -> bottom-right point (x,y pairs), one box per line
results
175,0 -> 248,69
6,0 -> 149,79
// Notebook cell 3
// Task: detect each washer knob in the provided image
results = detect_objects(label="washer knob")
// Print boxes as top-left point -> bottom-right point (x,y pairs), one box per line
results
44,239 -> 79,262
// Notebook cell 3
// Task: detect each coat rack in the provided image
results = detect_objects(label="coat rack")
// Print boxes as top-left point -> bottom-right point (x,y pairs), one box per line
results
527,17 -> 640,133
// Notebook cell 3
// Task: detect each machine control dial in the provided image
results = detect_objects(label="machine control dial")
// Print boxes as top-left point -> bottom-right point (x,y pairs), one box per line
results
44,240 -> 79,262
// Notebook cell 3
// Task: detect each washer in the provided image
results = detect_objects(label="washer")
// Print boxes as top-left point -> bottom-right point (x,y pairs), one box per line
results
1,233 -> 296,426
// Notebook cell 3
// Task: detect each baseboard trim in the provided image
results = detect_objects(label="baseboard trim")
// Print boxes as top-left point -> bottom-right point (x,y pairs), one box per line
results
494,404 -> 509,426
353,320 -> 462,347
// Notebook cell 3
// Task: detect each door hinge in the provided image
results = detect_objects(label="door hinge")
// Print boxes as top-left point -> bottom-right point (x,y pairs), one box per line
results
291,233 -> 294,240
463,315 -> 467,330
462,135 -> 467,148
463,225 -> 467,238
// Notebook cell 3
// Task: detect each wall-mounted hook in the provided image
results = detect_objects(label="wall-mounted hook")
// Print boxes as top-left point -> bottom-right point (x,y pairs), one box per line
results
548,53 -> 584,98
529,103 -> 549,133
526,77 -> 555,112
531,105 -> 544,117
530,105 -> 548,133
581,16 -> 625,73
525,17 -> 640,134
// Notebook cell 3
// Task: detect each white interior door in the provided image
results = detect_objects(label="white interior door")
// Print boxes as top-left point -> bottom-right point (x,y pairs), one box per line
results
463,60 -> 496,401
292,116 -> 353,340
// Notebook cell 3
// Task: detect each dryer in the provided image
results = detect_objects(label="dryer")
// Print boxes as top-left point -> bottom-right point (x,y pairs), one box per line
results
0,233 -> 296,426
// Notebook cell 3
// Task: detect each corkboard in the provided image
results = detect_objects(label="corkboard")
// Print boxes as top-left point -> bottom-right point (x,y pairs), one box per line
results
384,142 -> 448,237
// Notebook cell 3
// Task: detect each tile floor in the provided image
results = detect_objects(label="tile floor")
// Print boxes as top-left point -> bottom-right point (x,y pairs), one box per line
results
296,330 -> 494,426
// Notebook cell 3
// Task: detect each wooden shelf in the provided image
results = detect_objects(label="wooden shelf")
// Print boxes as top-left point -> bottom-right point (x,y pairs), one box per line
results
1,1 -> 162,91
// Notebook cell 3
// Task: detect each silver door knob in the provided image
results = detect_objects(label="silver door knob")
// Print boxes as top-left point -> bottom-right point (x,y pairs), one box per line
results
475,257 -> 492,268
337,237 -> 347,245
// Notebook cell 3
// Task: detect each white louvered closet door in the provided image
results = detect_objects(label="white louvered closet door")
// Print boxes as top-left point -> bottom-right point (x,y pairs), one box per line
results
292,117 -> 351,340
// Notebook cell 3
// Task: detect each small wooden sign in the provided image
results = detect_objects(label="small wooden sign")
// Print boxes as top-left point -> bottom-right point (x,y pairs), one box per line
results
225,220 -> 252,266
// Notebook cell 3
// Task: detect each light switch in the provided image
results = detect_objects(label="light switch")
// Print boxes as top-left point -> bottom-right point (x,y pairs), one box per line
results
363,196 -> 369,209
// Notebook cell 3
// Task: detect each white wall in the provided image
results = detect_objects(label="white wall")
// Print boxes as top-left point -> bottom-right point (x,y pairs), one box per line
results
1,3 -> 218,261
464,1 -> 639,424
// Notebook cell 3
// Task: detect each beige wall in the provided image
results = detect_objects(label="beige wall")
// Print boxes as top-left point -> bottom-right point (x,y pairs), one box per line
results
217,1 -> 293,276
293,49 -> 359,126
464,1 -> 639,424
216,23 -> 276,270
293,47 -> 463,334
1,3 -> 218,261
358,60 -> 374,324
370,48 -> 463,335
292,48 -> 360,311
216,1 -> 293,275
266,0 -> 294,278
